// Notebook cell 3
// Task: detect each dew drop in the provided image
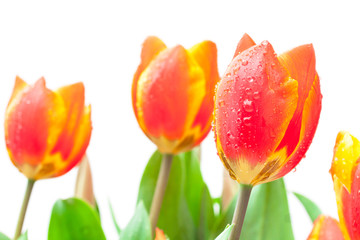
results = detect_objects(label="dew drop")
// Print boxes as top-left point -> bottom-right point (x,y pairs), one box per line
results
247,77 -> 254,83
253,91 -> 260,99
242,60 -> 248,66
243,117 -> 251,126
243,99 -> 254,113
245,88 -> 252,95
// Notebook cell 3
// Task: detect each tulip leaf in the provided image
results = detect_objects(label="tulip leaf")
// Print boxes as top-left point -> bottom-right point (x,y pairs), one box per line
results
293,192 -> 322,222
18,231 -> 28,240
137,150 -> 207,240
180,151 -> 215,239
0,233 -> 10,240
214,224 -> 234,240
48,198 -> 106,240
211,194 -> 237,238
109,200 -> 121,236
119,201 -> 151,240
240,178 -> 294,240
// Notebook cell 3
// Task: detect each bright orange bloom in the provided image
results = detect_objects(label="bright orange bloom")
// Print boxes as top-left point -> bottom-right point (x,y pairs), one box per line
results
5,77 -> 92,180
132,36 -> 219,154
330,131 -> 360,240
214,34 -> 322,185
307,215 -> 344,240
155,228 -> 166,240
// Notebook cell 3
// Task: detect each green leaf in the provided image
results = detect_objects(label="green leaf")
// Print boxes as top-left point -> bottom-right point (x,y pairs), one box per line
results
293,192 -> 322,222
119,201 -> 151,240
109,200 -> 121,236
18,231 -> 28,240
0,233 -> 10,240
214,224 -> 234,240
137,151 -> 197,240
211,194 -> 237,238
48,198 -> 106,240
240,178 -> 294,240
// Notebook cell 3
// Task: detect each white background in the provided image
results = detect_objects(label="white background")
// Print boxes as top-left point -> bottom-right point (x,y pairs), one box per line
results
0,0 -> 359,239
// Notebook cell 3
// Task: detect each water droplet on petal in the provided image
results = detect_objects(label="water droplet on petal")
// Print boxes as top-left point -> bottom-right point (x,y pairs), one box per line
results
242,60 -> 248,66
243,117 -> 251,126
243,99 -> 254,113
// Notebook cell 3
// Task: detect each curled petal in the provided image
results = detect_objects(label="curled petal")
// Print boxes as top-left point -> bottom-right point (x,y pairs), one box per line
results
307,215 -> 344,240
188,40 -> 220,145
132,37 -> 167,119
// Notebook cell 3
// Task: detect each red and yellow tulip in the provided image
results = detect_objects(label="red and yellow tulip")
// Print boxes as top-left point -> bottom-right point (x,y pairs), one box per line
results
5,77 -> 92,180
330,131 -> 360,240
307,215 -> 344,240
214,34 -> 322,185
132,36 -> 219,154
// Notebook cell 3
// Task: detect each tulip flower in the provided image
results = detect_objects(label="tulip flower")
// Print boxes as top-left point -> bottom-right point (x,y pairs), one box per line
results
213,34 -> 321,240
214,33 -> 321,185
132,36 -> 219,154
330,131 -> 360,240
5,76 -> 92,239
307,215 -> 344,240
132,36 -> 219,236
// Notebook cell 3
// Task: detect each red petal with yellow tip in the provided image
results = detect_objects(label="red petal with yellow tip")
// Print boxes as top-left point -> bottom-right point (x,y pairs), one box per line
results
188,40 -> 220,144
307,215 -> 344,240
132,37 -> 167,118
137,45 -> 204,140
216,41 -> 298,166
232,33 -> 256,58
5,78 -> 63,166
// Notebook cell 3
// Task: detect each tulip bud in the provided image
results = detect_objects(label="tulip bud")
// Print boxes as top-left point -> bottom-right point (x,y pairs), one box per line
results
5,77 -> 92,180
214,34 -> 322,185
330,131 -> 360,239
307,215 -> 344,240
132,36 -> 219,154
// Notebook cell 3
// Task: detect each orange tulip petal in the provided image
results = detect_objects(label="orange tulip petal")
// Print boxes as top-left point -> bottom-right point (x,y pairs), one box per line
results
276,73 -> 321,178
216,41 -> 298,166
51,82 -> 85,159
136,45 -> 205,140
232,33 -> 256,58
155,228 -> 166,240
188,40 -> 220,145
307,215 -> 344,240
132,37 -> 167,118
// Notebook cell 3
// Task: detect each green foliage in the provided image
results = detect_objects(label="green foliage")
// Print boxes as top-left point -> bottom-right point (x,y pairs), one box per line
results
109,200 -> 121,235
137,150 -> 215,240
0,233 -> 10,240
214,225 -> 234,240
240,178 -> 295,240
119,202 -> 151,240
48,198 -> 106,240
293,192 -> 322,222
18,231 -> 28,240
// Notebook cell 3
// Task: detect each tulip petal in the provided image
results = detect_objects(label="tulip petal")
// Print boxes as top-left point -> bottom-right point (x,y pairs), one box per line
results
215,41 -> 298,184
232,33 -> 256,58
331,132 -> 360,240
136,45 -> 205,153
5,78 -> 66,178
276,44 -> 319,156
8,76 -> 28,104
188,40 -> 220,145
307,215 -> 344,240
51,83 -> 85,159
132,37 -> 167,119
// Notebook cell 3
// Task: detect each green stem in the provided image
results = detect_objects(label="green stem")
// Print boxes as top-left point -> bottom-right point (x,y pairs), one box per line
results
14,179 -> 35,240
228,184 -> 253,240
149,153 -> 173,237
